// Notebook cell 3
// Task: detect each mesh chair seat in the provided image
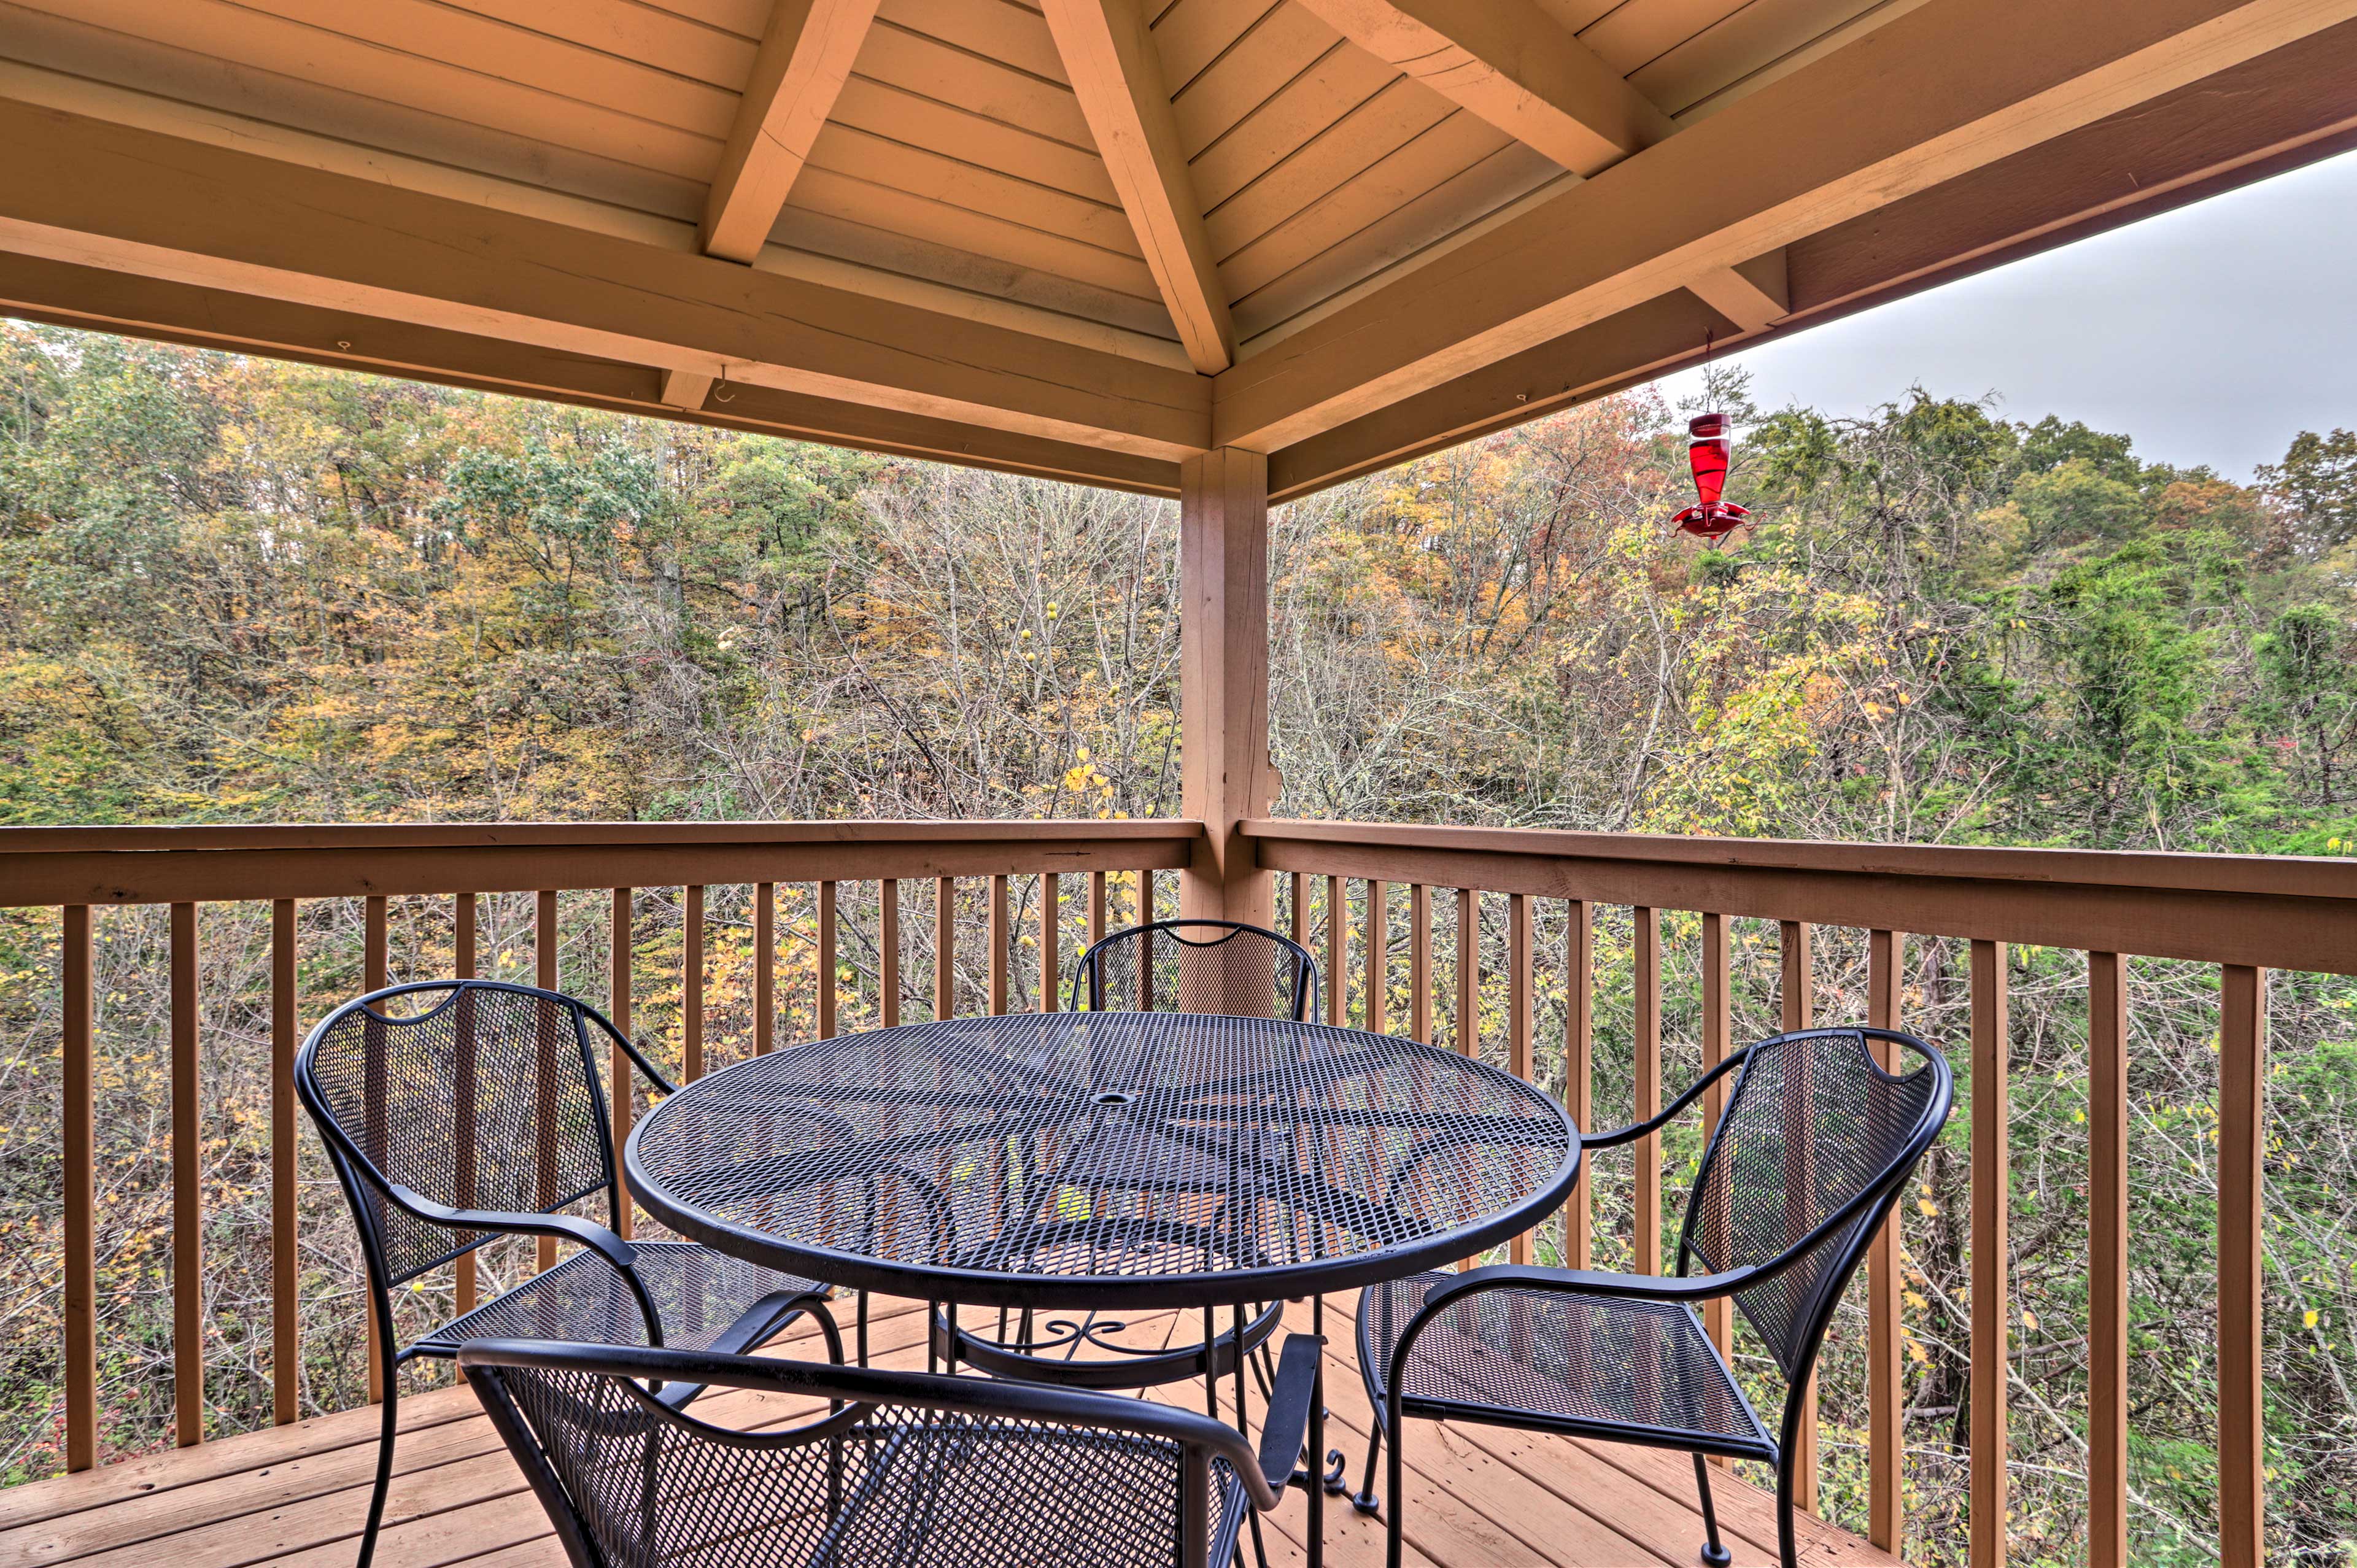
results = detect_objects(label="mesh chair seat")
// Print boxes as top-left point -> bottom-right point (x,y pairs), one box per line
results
414,1242 -> 827,1359
1360,1271 -> 1774,1454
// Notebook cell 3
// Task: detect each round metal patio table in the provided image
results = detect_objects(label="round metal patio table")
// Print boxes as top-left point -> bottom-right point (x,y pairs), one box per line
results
625,1010 -> 1579,1311
625,1010 -> 1577,1568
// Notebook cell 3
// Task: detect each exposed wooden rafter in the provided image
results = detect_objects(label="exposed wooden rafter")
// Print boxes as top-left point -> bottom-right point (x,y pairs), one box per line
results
700,0 -> 883,264
1216,0 -> 2357,453
659,368 -> 716,410
1291,0 -> 1672,176
1291,0 -> 1786,342
1040,0 -> 1234,374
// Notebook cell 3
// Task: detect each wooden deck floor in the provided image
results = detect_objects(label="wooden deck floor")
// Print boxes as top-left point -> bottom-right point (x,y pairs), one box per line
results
0,1292 -> 1900,1568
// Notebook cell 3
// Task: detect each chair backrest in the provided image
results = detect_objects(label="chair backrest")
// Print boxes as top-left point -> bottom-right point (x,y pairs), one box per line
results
461,1340 -> 1247,1568
1070,919 -> 1319,1021
1675,1027 -> 1952,1381
296,980 -> 626,1288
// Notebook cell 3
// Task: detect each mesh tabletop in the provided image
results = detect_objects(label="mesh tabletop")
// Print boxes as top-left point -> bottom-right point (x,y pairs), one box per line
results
626,1013 -> 1579,1310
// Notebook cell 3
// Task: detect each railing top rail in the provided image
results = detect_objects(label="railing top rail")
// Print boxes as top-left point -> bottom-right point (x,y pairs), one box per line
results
0,821 -> 1204,909
1244,818 -> 2357,973
0,819 -> 1204,855
1241,818 -> 2357,903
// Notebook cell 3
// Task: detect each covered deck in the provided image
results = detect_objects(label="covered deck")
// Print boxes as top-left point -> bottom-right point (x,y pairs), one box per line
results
6,1 -> 2357,1564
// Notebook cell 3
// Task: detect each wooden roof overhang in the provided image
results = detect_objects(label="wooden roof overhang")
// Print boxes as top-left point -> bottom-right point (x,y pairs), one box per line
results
1,0 -> 2354,501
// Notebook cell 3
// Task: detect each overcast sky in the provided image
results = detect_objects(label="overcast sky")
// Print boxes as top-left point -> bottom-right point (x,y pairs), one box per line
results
1657,146 -> 2357,482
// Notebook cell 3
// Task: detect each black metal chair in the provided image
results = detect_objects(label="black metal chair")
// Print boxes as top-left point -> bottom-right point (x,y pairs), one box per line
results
1353,1026 -> 1953,1568
937,920 -> 1317,1396
296,979 -> 840,1568
460,1334 -> 1328,1568
1070,918 -> 1319,1021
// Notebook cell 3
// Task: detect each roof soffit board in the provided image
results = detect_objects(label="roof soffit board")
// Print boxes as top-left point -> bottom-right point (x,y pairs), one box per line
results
0,98 -> 1210,457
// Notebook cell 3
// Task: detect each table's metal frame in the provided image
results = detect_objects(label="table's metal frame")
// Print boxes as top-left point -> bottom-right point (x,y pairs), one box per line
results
625,1012 -> 1582,1568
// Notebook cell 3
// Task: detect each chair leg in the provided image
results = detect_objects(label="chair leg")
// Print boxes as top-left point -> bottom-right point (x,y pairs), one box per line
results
1693,1454 -> 1733,1568
1384,1413 -> 1406,1568
1776,1446 -> 1802,1568
1348,1423 -> 1383,1516
357,1368 -> 398,1568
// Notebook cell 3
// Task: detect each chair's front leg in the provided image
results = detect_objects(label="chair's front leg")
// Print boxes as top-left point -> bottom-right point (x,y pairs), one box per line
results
1385,1381 -> 1407,1568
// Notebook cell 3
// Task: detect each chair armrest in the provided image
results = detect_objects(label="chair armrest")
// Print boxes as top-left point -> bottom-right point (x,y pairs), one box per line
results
385,1183 -> 637,1274
1256,1332 -> 1323,1494
1421,1262 -> 1756,1311
1581,1048 -> 1749,1148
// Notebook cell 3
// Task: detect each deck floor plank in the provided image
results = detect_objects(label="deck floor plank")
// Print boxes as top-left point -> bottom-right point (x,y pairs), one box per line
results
12,1289 -> 1902,1568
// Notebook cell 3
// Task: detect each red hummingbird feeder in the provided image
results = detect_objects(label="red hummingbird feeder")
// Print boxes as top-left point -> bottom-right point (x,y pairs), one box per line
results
1672,411 -> 1749,545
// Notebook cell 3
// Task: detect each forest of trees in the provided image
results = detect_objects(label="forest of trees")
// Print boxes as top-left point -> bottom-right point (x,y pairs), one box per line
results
2,323 -> 2356,1564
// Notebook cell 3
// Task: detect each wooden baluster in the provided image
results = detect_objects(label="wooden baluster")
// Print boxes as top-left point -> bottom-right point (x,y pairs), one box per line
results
2088,951 -> 2127,1568
1456,889 -> 1479,1270
1508,892 -> 1533,1265
1867,928 -> 1906,1553
1409,884 -> 1433,1045
536,889 -> 561,1273
754,882 -> 774,1056
364,895 -> 387,1399
454,894 -> 478,1318
988,875 -> 1007,1016
271,900 -> 298,1427
875,892 -> 901,1030
1781,919 -> 1817,1513
611,889 -> 633,1241
2218,964 -> 2266,1568
1454,890 -> 1477,1056
63,905 -> 95,1470
1039,873 -> 1059,1013
1090,871 -> 1108,948
682,887 -> 703,1083
1327,875 -> 1347,1027
1138,871 -> 1155,1010
935,876 -> 956,1021
1633,906 -> 1661,1276
1970,940 -> 2009,1568
1566,900 -> 1593,1270
819,881 -> 840,1037
172,902 -> 203,1445
1700,911 -> 1732,1380
1289,870 -> 1306,949
1366,880 -> 1388,1035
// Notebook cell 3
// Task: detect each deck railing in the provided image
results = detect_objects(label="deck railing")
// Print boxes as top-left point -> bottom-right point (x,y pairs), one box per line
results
9,816 -> 2356,1568
1,820 -> 1198,1475
1245,818 -> 2357,1568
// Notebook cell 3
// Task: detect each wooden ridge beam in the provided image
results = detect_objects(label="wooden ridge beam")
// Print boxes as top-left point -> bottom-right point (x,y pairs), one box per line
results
1042,0 -> 1233,373
702,0 -> 882,264
0,99 -> 1209,461
1218,0 -> 2357,453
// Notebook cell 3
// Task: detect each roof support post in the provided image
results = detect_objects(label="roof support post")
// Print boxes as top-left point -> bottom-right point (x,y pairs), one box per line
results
1178,449 -> 1274,948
